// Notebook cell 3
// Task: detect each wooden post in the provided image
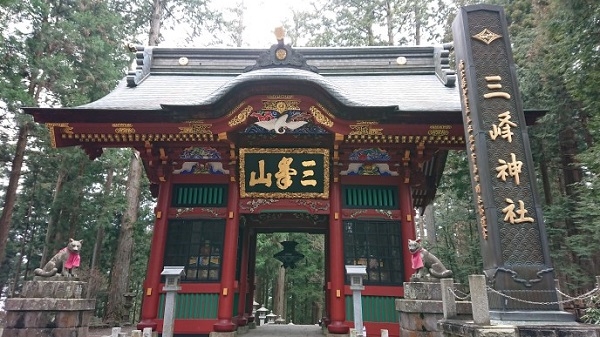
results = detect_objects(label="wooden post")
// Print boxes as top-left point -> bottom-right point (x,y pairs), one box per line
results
213,166 -> 240,332
137,181 -> 172,331
327,170 -> 349,334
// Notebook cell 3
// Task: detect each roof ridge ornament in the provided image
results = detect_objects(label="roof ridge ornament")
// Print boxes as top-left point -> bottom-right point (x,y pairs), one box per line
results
127,44 -> 152,87
243,27 -> 319,73
434,43 -> 456,88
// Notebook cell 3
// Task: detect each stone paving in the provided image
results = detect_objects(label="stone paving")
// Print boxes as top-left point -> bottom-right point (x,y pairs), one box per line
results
87,324 -> 324,337
243,324 -> 323,337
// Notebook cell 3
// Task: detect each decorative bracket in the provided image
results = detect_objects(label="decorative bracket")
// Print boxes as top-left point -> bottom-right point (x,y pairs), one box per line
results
493,267 -> 555,288
244,37 -> 319,73
127,45 -> 152,87
434,43 -> 456,87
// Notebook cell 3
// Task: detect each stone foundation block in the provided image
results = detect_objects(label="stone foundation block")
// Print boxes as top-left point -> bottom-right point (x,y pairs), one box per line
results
209,332 -> 237,337
237,325 -> 250,334
22,280 -> 87,299
396,299 -> 472,315
517,326 -> 600,337
404,282 -> 468,301
401,326 -> 438,337
324,333 -> 349,337
5,298 -> 96,311
2,280 -> 95,337
5,310 -> 92,329
438,320 -> 518,337
401,312 -> 444,332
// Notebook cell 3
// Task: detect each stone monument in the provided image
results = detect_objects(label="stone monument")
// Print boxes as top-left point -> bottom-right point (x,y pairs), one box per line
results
3,277 -> 96,337
397,281 -> 472,337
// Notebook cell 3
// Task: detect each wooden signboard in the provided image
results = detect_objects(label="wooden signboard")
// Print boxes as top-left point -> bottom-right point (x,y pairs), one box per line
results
240,148 -> 330,199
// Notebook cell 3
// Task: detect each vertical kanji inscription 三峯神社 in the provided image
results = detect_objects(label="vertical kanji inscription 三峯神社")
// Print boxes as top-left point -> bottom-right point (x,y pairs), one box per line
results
453,5 -> 565,317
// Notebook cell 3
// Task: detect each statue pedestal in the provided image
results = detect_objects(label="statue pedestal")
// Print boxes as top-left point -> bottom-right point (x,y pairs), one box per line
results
2,279 -> 96,337
396,282 -> 472,337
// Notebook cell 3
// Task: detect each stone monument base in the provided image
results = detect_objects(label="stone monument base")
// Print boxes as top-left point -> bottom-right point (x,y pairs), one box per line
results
209,332 -> 237,337
396,282 -> 472,337
324,332 -> 349,337
439,320 -> 600,337
3,279 -> 95,337
490,310 -> 576,322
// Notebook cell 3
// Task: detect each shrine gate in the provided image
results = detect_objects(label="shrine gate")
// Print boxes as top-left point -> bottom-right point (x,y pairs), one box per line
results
25,6 -> 560,335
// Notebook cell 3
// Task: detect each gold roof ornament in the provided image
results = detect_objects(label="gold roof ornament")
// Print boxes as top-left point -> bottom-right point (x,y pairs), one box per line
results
274,26 -> 285,44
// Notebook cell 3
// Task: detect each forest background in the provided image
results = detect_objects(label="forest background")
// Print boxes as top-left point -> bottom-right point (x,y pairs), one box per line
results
0,0 -> 599,326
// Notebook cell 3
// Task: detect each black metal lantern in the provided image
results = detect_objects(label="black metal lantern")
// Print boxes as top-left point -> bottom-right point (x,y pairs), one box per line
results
273,241 -> 304,269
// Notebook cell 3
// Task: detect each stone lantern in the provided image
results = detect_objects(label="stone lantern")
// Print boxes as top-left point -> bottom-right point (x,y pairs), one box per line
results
161,266 -> 185,337
346,265 -> 367,337
266,310 -> 277,324
256,305 -> 268,326
122,290 -> 136,323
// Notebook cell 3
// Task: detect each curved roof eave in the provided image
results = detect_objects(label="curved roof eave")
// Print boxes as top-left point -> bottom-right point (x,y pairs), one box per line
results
159,68 -> 403,120
161,68 -> 386,109
24,66 -> 464,124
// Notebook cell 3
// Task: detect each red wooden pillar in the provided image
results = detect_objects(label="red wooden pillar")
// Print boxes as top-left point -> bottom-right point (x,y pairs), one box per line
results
236,226 -> 250,326
399,178 -> 417,280
137,180 -> 172,331
213,166 -> 240,332
327,170 -> 349,334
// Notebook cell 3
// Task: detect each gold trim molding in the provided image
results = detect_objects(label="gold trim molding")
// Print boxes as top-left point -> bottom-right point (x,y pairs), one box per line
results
45,123 -> 73,148
179,121 -> 212,134
345,134 -> 464,145
349,121 -> 383,136
228,105 -> 253,127
61,132 -> 216,143
309,106 -> 333,127
263,99 -> 300,113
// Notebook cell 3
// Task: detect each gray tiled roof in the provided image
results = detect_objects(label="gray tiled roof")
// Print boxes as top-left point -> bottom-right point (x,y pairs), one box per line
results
81,68 -> 461,112
75,44 -> 461,113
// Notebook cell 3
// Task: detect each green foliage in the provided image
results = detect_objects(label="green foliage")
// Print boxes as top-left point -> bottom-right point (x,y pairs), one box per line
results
287,0 -> 463,47
432,151 -> 482,284
506,0 -> 600,291
254,232 -> 324,324
0,0 -> 139,300
122,0 -> 226,46
2,0 -> 130,108
284,233 -> 324,324
581,295 -> 600,325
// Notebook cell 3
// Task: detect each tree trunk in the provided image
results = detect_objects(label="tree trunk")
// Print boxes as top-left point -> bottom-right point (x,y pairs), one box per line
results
91,168 -> 114,271
385,1 -> 394,45
424,204 -> 436,244
67,161 -> 86,239
0,123 -> 30,264
103,151 -> 142,324
538,147 -> 553,205
558,124 -> 582,247
148,0 -> 163,46
273,266 -> 286,319
414,1 -> 421,45
40,169 -> 67,265
11,180 -> 37,297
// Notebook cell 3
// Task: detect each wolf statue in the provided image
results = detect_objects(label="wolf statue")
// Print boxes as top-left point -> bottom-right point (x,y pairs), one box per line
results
408,238 -> 452,280
34,238 -> 83,278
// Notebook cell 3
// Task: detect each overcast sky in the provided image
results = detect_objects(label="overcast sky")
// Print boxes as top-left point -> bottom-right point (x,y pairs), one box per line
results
161,0 -> 308,48
235,0 -> 301,46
